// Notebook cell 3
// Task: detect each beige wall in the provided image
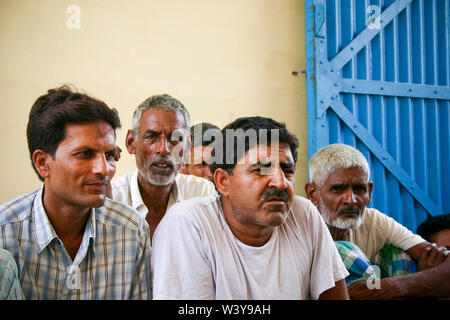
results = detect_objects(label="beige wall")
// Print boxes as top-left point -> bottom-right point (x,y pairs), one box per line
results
0,0 -> 308,203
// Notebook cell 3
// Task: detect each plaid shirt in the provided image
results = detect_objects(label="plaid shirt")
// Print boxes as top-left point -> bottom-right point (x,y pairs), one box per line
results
0,248 -> 24,300
0,187 -> 151,300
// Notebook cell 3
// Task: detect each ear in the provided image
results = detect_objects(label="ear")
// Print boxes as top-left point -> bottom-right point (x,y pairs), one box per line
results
304,182 -> 320,205
213,168 -> 231,197
367,181 -> 374,203
125,129 -> 137,154
33,149 -> 52,180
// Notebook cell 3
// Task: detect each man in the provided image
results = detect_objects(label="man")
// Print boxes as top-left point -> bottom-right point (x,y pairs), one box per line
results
0,86 -> 151,299
180,122 -> 221,182
111,94 -> 216,238
0,249 -> 23,300
417,214 -> 450,250
305,143 -> 449,299
152,117 -> 349,299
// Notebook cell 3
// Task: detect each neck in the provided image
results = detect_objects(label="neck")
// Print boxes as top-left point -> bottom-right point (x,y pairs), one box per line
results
42,187 -> 90,260
327,225 -> 349,241
221,197 -> 273,247
137,173 -> 173,211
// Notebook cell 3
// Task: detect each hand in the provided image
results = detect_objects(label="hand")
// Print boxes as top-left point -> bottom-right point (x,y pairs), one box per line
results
417,243 -> 448,271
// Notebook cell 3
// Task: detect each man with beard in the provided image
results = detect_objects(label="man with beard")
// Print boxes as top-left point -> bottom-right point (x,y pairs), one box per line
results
305,143 -> 450,299
152,117 -> 349,299
111,94 -> 216,238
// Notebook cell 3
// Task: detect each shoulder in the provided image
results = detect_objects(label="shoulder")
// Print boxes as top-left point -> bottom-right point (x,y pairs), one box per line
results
166,194 -> 220,219
290,195 -> 321,221
111,171 -> 135,190
160,195 -> 222,233
0,190 -> 40,225
362,207 -> 396,226
175,174 -> 217,198
100,198 -> 148,232
285,195 -> 324,233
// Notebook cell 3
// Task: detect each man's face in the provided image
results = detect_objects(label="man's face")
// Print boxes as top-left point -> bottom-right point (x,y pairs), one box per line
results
128,109 -> 188,187
225,143 -> 296,228
316,167 -> 373,230
43,121 -> 117,209
183,145 -> 214,182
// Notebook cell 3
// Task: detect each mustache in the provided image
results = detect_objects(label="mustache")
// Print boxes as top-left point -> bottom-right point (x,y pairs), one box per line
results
261,189 -> 289,202
148,155 -> 176,167
337,206 -> 361,216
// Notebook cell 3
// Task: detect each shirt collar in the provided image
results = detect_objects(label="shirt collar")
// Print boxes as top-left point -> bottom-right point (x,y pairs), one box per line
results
131,170 -> 183,213
32,185 -> 98,255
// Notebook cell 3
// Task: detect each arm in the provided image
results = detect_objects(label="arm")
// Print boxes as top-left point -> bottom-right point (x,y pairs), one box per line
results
406,242 -> 447,271
319,279 -> 349,300
348,256 -> 450,299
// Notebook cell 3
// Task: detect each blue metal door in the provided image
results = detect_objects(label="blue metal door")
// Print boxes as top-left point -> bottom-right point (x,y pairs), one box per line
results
305,0 -> 450,231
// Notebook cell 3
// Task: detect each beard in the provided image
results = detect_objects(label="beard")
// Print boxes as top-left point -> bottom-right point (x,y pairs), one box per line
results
141,155 -> 180,186
318,192 -> 365,230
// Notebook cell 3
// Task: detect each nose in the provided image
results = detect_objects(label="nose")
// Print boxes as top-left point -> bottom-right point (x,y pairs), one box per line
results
267,166 -> 288,190
156,136 -> 171,156
91,154 -> 109,176
343,188 -> 357,205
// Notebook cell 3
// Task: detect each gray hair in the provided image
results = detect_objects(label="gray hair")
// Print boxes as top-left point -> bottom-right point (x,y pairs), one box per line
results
308,144 -> 370,188
131,94 -> 190,135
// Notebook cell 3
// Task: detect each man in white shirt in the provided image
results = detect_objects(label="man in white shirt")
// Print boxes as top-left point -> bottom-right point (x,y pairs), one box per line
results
110,94 -> 216,238
152,116 -> 349,300
305,143 -> 449,299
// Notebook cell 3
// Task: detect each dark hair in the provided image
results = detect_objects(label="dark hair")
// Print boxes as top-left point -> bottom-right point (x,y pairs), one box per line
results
417,214 -> 450,242
190,122 -> 221,148
27,85 -> 121,181
209,116 -> 299,175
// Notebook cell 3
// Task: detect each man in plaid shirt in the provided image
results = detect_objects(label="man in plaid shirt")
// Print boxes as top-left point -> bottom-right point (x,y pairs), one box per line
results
0,86 -> 151,299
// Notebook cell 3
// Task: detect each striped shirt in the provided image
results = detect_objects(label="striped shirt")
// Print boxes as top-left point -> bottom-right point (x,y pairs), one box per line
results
0,187 -> 151,300
0,248 -> 24,300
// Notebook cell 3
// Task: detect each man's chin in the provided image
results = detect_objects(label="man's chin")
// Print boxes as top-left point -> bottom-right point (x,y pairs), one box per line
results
331,217 -> 364,230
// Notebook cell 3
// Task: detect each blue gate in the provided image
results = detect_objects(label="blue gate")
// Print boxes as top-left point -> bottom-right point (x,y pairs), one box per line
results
305,0 -> 450,232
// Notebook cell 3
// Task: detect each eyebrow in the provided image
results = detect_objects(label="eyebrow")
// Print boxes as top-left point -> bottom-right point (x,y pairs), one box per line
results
249,161 -> 295,169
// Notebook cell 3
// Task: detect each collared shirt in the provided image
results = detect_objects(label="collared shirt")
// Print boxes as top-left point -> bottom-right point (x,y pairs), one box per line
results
111,170 -> 217,220
0,187 -> 151,300
0,248 -> 24,300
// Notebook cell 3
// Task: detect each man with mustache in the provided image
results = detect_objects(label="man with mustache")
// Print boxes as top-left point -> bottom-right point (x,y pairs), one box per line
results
110,94 -> 216,238
305,143 -> 449,299
152,117 -> 349,299
0,86 -> 151,299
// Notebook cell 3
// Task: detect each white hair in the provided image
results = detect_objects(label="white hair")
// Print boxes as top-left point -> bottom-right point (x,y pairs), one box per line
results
308,144 -> 370,188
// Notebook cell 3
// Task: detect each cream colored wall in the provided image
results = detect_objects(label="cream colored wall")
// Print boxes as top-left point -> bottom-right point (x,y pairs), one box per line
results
0,0 -> 308,203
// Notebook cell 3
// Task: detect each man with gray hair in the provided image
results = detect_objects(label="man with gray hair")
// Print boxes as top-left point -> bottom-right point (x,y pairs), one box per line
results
110,94 -> 216,239
305,143 -> 450,299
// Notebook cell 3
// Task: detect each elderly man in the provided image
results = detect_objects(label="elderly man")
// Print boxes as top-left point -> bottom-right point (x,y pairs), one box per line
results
111,94 -> 216,238
152,117 -> 349,299
180,122 -> 221,182
0,86 -> 151,299
305,143 -> 449,299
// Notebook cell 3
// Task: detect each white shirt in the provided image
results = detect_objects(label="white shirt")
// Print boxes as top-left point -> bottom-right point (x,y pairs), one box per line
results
111,170 -> 217,220
152,195 -> 348,300
344,208 -> 425,262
